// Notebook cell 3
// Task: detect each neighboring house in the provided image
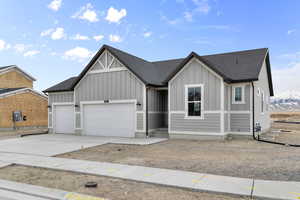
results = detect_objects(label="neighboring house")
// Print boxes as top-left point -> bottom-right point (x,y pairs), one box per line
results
0,66 -> 48,130
44,45 -> 273,139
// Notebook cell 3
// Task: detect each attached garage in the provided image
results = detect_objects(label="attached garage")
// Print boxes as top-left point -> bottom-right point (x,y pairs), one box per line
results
82,102 -> 135,137
54,104 -> 74,134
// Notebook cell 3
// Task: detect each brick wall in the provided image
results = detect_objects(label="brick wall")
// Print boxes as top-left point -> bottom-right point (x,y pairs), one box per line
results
0,92 -> 48,128
0,71 -> 33,89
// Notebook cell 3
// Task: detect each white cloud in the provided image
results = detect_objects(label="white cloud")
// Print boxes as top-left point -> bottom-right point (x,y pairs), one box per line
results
40,28 -> 54,37
184,11 -> 193,22
143,32 -> 152,38
70,34 -> 89,40
72,3 -> 99,23
109,34 -> 122,43
64,47 -> 93,62
93,35 -> 104,41
51,27 -> 65,40
287,29 -> 296,35
14,44 -> 26,53
192,0 -> 210,14
0,40 -> 10,51
23,50 -> 40,57
48,0 -> 62,11
273,62 -> 300,94
105,7 -> 127,23
160,14 -> 181,25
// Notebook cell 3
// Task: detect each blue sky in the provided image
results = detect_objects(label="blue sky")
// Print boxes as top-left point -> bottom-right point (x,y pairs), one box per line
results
0,0 -> 300,96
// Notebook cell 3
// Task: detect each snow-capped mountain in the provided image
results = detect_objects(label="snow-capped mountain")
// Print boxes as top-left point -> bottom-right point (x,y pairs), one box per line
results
270,91 -> 300,111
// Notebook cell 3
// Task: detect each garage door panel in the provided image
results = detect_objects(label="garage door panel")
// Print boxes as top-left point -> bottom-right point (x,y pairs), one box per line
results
54,105 -> 74,134
83,103 -> 135,137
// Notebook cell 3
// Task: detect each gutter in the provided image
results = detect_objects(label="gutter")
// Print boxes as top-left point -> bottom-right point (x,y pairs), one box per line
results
251,82 -> 300,147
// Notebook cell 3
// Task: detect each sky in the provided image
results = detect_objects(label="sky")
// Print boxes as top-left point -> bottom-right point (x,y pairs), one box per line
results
0,0 -> 300,97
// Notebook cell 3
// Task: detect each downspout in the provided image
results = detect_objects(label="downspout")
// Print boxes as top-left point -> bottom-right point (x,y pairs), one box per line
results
251,82 -> 256,140
251,82 -> 300,147
145,86 -> 149,137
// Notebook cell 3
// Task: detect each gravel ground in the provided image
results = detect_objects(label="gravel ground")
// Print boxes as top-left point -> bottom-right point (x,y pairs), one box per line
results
0,165 -> 251,200
58,133 -> 300,181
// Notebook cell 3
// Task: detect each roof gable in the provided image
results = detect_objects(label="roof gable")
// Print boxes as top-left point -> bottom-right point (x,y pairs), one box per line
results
0,65 -> 36,81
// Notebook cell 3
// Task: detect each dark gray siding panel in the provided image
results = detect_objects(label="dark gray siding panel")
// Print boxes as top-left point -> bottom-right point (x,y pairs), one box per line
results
137,112 -> 144,131
49,92 -> 74,105
170,59 -> 221,111
75,70 -> 144,111
148,89 -> 168,112
230,113 -> 250,132
148,113 -> 165,130
170,113 -> 221,132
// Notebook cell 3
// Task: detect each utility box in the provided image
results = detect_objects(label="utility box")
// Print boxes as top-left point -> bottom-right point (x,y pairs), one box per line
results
12,111 -> 23,122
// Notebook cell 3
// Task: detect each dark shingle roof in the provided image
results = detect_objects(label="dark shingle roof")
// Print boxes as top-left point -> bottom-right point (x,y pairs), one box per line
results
43,77 -> 78,93
44,45 -> 273,95
0,88 -> 25,95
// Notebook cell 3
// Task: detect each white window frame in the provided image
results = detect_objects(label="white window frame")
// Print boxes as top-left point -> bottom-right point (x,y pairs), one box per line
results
184,84 -> 204,119
232,85 -> 245,104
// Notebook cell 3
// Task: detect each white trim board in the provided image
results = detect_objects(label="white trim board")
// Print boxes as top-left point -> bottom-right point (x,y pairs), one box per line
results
0,88 -> 48,100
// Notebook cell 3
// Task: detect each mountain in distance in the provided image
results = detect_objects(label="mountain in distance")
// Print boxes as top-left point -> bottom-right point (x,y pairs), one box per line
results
270,90 -> 300,111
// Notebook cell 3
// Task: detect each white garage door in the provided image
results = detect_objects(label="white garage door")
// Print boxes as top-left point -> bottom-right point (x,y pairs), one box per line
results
83,103 -> 135,137
54,105 -> 74,134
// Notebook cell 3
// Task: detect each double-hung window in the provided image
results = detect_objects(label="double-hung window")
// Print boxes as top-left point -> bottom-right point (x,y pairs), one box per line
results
232,85 -> 245,104
185,85 -> 203,118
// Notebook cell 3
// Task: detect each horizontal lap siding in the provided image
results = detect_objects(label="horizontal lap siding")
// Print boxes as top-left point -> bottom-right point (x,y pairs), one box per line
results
170,113 -> 220,132
230,113 -> 250,132
224,113 -> 228,132
75,70 -> 144,111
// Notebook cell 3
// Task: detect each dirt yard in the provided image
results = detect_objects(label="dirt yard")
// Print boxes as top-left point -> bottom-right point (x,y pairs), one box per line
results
58,138 -> 300,182
56,112 -> 300,182
0,165 -> 251,200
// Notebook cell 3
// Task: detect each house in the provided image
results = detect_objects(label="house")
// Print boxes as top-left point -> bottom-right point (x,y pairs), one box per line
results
0,66 -> 48,130
44,45 -> 273,139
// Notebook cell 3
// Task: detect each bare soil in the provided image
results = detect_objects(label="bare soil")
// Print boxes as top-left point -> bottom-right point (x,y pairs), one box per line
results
0,165 -> 251,200
56,112 -> 300,182
58,137 -> 300,181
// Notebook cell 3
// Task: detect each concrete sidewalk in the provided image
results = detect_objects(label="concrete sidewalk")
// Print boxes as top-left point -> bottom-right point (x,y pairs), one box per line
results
1,152 -> 299,199
0,179 -> 105,200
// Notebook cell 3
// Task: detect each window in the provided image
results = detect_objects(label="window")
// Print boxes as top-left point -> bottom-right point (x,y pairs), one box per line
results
185,85 -> 203,118
261,91 -> 264,114
232,85 -> 245,104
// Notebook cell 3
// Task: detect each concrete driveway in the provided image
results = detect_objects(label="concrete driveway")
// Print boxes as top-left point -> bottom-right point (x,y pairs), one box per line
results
0,134 -> 167,157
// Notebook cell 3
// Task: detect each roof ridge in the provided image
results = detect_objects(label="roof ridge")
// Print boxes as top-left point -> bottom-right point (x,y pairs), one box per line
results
202,48 -> 268,57
104,45 -> 152,64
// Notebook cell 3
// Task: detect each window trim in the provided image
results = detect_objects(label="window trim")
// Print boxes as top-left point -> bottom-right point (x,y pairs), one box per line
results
184,84 -> 204,119
232,85 -> 245,104
261,90 -> 265,115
